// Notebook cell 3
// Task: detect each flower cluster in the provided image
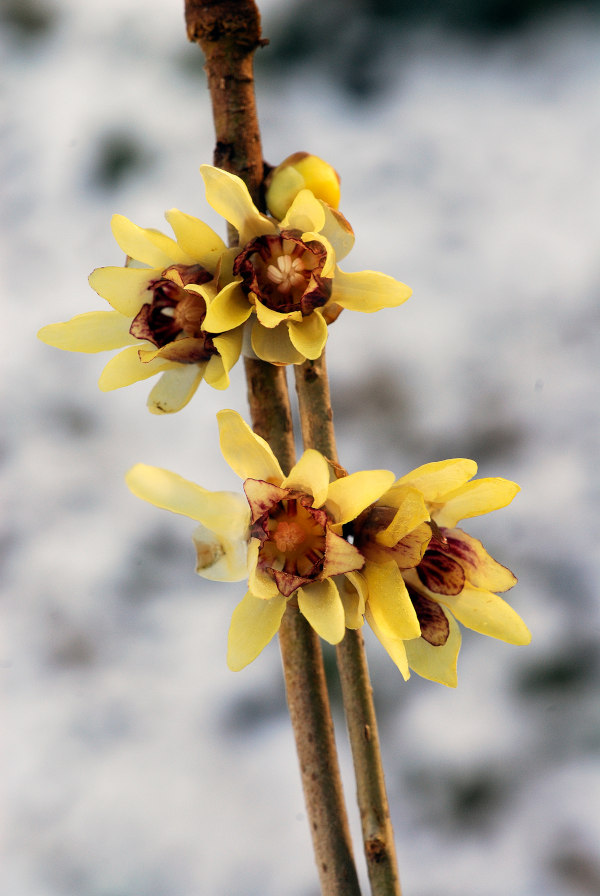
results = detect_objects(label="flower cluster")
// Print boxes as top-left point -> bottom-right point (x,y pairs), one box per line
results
38,156 -> 411,413
39,152 -> 529,685
126,410 -> 530,685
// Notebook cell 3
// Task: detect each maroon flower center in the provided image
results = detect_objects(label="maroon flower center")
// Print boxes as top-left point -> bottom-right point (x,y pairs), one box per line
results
233,230 -> 332,315
251,494 -> 328,596
130,264 -> 218,363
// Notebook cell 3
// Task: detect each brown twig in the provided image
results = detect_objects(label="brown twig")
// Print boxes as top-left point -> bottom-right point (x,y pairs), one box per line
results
186,3 -> 361,891
295,354 -> 402,896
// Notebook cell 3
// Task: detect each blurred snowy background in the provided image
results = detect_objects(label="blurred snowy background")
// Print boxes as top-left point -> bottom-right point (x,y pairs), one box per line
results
3,0 -> 600,894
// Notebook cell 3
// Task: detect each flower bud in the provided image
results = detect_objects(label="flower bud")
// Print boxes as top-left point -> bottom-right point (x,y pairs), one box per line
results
265,152 -> 341,220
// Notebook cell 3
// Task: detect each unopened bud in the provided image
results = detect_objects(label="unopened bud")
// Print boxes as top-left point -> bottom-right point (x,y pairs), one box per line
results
266,152 -> 341,220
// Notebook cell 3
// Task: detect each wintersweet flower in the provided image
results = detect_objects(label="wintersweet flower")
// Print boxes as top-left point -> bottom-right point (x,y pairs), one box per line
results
199,164 -> 412,365
352,459 -> 531,687
125,410 -> 395,670
38,211 -> 243,413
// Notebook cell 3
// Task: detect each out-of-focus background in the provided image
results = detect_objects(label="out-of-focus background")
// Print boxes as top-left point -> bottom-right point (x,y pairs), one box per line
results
3,1 -> 600,893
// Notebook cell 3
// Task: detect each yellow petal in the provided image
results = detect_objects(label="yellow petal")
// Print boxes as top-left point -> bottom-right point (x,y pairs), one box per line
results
331,269 -> 412,312
338,571 -> 366,629
203,281 -> 252,333
365,605 -> 410,680
280,188 -> 326,234
247,539 -> 280,599
38,311 -> 138,353
297,579 -> 346,644
319,202 -> 355,261
126,463 -> 250,537
98,346 -> 176,390
208,328 -> 243,388
200,165 -> 276,245
288,311 -> 328,360
164,208 -> 226,270
391,458 -> 478,503
363,560 -> 421,640
326,469 -> 396,525
441,528 -> 517,593
435,584 -> 531,645
283,449 -> 330,507
302,231 -> 335,278
88,266 -> 155,317
227,591 -> 287,671
434,478 -> 521,528
255,298 -> 301,329
146,364 -> 205,414
404,610 -> 461,687
111,214 -> 191,267
217,409 -> 284,483
375,486 -> 430,547
250,319 -> 305,365
192,522 -> 249,581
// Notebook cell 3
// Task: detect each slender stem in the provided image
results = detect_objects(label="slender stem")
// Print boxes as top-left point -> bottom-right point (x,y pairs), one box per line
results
186,4 -> 361,891
295,354 -> 402,896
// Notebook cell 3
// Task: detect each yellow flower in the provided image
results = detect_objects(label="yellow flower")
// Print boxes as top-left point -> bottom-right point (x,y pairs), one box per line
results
199,165 -> 412,365
125,410 -> 395,670
353,459 -> 531,687
38,211 -> 243,414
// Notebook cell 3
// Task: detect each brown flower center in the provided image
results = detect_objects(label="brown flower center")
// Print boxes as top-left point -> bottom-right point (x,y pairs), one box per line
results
130,263 -> 218,363
233,230 -> 332,315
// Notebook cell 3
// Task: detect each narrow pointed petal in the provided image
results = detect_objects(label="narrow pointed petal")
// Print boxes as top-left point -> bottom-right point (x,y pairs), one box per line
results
88,266 -> 155,316
331,269 -> 412,312
297,579 -> 346,644
38,311 -> 138,353
280,188 -> 326,233
251,319 -> 305,365
98,346 -> 176,391
283,450 -> 330,508
436,584 -> 531,645
192,522 -> 249,582
126,464 -> 251,538
200,165 -> 276,244
164,208 -> 226,269
375,486 -> 430,546
227,591 -> 287,671
111,214 -> 191,267
217,409 -> 283,483
405,610 -> 461,687
146,364 -> 205,414
439,528 -> 517,592
434,478 -> 521,528
365,605 -> 410,680
391,458 -> 478,503
363,560 -> 421,641
288,311 -> 328,361
326,469 -> 396,525
203,282 -> 252,333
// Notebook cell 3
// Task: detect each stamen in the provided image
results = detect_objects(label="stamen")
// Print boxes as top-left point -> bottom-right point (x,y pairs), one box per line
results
266,253 -> 306,293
